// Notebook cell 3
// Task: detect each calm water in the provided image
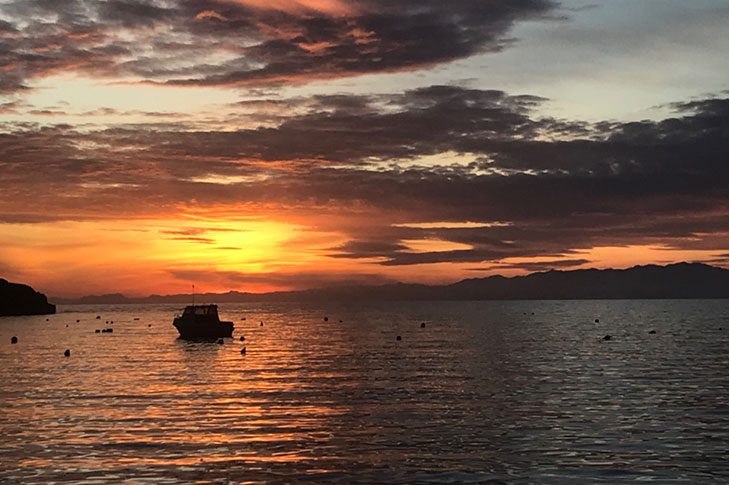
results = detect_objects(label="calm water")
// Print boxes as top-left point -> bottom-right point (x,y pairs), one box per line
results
1,300 -> 728,483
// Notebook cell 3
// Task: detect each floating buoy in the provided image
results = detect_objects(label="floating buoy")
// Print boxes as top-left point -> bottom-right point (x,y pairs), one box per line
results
64,349 -> 70,357
240,347 -> 246,354
217,338 -> 224,345
603,335 -> 612,341
324,317 -> 328,322
420,322 -> 426,328
595,318 -> 600,323
66,324 -> 69,327
260,321 -> 263,326
95,329 -> 100,333
46,318 -> 49,321
240,336 -> 245,341
96,316 -> 101,319
11,336 -> 18,344
241,317 -> 246,320
339,319 -> 343,323
148,324 -> 151,327
76,319 -> 80,323
648,330 -> 656,334
396,335 -> 402,341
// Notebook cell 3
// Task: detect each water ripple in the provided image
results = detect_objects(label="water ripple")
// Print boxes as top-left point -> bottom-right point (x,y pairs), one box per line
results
1,300 -> 728,483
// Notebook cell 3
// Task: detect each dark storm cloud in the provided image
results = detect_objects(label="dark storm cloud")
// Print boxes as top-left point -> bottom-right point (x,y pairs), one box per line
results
0,0 -> 556,93
1,86 -> 728,264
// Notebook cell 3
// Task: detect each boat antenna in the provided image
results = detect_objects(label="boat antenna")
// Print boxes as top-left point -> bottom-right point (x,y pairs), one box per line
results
192,283 -> 195,306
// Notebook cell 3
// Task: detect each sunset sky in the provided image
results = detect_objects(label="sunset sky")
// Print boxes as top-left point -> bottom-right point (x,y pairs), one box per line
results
1,0 -> 728,297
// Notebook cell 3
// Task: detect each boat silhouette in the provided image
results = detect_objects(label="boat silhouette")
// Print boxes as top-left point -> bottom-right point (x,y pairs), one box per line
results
173,304 -> 234,339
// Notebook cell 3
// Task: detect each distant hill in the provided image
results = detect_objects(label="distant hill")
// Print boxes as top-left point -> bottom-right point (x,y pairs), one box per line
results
49,262 -> 729,305
0,278 -> 56,316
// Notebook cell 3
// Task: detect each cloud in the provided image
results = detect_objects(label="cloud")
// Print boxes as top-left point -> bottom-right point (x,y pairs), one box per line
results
493,258 -> 590,272
168,268 -> 395,289
1,86 -> 728,266
167,236 -> 216,244
0,0 -> 556,93
327,240 -> 409,259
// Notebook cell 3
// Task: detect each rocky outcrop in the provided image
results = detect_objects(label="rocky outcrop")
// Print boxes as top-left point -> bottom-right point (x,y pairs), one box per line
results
0,279 -> 56,316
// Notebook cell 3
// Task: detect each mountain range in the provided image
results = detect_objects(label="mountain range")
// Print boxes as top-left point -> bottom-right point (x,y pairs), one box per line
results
48,262 -> 729,305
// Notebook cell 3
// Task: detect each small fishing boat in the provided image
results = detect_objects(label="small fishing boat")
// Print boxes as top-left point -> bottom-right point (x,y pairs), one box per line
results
173,304 -> 234,339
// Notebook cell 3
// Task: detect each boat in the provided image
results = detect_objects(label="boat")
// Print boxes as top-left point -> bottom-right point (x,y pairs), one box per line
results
173,304 -> 234,339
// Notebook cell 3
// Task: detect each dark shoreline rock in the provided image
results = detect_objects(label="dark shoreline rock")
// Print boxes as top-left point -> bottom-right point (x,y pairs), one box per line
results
0,278 -> 56,316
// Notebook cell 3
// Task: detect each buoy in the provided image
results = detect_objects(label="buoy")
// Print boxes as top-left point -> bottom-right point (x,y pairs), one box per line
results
76,319 -> 80,323
260,321 -> 263,326
603,335 -> 612,341
46,318 -> 49,321
217,338 -> 224,345
339,319 -> 343,323
64,349 -> 70,357
95,329 -> 100,333
648,330 -> 656,334
396,335 -> 402,341
324,317 -> 328,322
241,317 -> 246,320
420,322 -> 425,328
96,316 -> 101,319
240,336 -> 245,341
240,347 -> 246,354
66,324 -> 69,327
11,336 -> 18,344
134,317 -> 140,320
148,324 -> 151,327
595,318 -> 600,323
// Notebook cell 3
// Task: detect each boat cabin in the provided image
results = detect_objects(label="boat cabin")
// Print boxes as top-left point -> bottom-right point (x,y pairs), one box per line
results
183,305 -> 219,316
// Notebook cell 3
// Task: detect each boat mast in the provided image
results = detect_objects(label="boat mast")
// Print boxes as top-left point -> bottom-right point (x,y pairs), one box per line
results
192,283 -> 195,306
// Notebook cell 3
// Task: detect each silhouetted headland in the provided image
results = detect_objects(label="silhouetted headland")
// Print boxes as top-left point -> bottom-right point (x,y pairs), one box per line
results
51,262 -> 729,305
0,278 -> 56,316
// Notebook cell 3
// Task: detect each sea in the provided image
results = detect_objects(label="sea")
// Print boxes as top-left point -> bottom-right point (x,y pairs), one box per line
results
1,300 -> 728,484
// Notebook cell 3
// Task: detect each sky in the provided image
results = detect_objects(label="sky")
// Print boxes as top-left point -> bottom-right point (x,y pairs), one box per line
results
1,0 -> 728,297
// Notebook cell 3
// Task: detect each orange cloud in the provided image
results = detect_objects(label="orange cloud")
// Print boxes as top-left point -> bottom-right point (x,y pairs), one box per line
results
195,10 -> 228,21
223,0 -> 357,16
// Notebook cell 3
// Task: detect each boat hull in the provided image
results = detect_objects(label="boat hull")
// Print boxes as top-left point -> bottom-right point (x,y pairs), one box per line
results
173,317 -> 234,339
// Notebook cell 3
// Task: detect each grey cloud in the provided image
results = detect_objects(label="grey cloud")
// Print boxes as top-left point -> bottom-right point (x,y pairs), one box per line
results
0,0 -> 556,93
1,87 -> 728,265
327,240 -> 410,259
494,259 -> 590,272
168,269 -> 395,289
